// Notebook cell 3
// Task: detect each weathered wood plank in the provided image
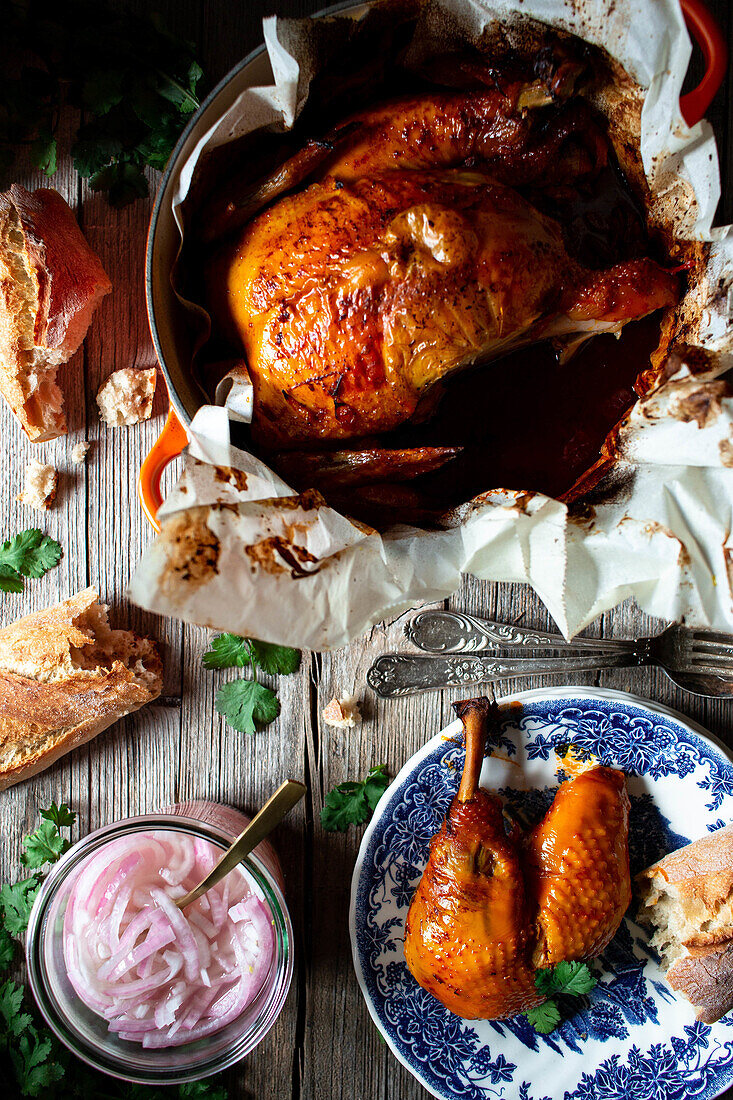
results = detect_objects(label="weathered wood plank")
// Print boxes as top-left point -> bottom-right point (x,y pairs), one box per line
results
0,1 -> 730,1099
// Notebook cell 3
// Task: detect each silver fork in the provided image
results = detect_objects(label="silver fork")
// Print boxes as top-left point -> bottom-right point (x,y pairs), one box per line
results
366,612 -> 733,698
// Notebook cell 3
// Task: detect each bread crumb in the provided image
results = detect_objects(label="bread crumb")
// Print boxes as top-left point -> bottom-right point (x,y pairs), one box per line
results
71,440 -> 89,464
97,367 -> 156,427
322,696 -> 361,728
18,458 -> 58,510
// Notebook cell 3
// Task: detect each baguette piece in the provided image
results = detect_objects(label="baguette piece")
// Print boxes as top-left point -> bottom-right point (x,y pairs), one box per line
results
637,824 -> 733,1023
0,185 -> 112,441
0,588 -> 162,791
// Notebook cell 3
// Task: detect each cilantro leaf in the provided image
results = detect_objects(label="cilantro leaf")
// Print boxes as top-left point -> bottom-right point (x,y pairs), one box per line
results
533,968 -> 556,998
0,530 -> 62,582
9,1024 -> 64,1096
549,960 -> 598,997
0,879 -> 40,935
527,962 -> 598,1034
362,765 -> 390,813
0,922 -> 14,970
203,633 -> 252,670
30,131 -> 57,176
178,1083 -> 228,1100
81,69 -> 125,115
203,634 -> 301,675
321,765 -> 390,832
534,960 -> 597,999
0,980 -> 32,1038
21,820 -> 70,870
525,1000 -> 561,1034
0,565 -> 24,594
215,680 -> 279,735
40,802 -> 76,831
247,639 -> 301,676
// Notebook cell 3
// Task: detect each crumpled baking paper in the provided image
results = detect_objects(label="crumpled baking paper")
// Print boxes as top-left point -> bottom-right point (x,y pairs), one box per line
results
128,0 -> 733,648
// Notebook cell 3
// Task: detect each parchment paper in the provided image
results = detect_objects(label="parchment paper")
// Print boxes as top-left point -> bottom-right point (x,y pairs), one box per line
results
128,0 -> 733,647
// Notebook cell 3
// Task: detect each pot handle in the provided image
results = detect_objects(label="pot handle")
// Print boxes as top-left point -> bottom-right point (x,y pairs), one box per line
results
138,407 -> 188,533
679,0 -> 727,126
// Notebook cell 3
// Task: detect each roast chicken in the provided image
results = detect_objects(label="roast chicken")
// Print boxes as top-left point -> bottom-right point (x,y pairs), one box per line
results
403,697 -> 631,1020
206,68 -> 678,456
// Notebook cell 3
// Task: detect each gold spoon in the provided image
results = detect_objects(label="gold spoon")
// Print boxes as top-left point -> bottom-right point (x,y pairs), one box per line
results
175,779 -> 306,910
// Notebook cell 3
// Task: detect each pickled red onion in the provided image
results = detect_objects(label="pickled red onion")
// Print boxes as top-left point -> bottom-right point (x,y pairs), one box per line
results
62,830 -> 275,1047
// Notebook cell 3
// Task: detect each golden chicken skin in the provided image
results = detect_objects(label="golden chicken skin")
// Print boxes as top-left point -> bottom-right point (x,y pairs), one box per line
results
404,700 -> 541,1019
403,698 -> 631,1021
208,169 -> 676,450
526,764 -> 631,968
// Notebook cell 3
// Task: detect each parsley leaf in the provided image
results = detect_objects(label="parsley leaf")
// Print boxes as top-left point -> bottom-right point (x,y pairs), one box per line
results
203,634 -> 301,676
21,820 -> 70,870
215,680 -> 280,735
321,765 -> 390,832
0,879 -> 40,935
525,1000 -> 562,1034
0,530 -> 62,592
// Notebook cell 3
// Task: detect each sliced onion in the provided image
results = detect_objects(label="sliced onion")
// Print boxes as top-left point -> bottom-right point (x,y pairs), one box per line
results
62,829 -> 275,1048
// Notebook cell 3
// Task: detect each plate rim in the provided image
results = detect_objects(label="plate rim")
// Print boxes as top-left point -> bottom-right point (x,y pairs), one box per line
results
348,684 -> 733,1100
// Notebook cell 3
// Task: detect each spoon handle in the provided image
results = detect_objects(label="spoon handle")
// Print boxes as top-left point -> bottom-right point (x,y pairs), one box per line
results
367,652 -> 635,697
176,779 -> 306,909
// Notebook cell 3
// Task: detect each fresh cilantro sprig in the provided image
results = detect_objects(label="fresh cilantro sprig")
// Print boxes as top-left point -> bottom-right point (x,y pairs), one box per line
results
0,0 -> 204,207
0,530 -> 62,593
524,961 -> 598,1034
321,764 -> 390,832
0,801 -> 230,1098
203,633 -> 301,675
203,633 -> 301,736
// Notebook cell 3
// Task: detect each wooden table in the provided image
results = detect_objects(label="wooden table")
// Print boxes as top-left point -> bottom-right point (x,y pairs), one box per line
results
1,2 -> 731,1097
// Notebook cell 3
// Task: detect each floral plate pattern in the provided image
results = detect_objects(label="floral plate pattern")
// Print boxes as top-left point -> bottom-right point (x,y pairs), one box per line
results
349,687 -> 733,1100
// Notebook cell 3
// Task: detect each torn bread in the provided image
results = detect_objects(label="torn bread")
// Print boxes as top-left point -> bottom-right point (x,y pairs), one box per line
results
0,185 -> 111,441
0,588 -> 162,791
637,824 -> 733,1023
17,458 -> 58,510
97,366 -> 156,426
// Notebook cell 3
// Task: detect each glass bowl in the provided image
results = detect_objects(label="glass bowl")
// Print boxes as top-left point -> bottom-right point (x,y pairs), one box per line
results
25,805 -> 294,1084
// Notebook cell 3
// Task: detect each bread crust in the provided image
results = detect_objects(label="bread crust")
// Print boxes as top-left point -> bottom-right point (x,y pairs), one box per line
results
638,824 -> 733,938
0,588 -> 162,790
0,185 -> 111,441
637,824 -> 733,1023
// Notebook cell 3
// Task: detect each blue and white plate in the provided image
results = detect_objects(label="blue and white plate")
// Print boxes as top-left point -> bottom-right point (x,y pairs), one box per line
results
350,687 -> 733,1100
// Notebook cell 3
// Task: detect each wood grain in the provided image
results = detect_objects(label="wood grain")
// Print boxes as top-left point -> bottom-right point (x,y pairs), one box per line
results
0,2 -> 730,1098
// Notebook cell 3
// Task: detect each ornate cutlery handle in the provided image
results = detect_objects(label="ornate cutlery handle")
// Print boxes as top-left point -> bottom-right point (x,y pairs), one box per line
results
367,651 -> 636,698
406,610 -> 637,656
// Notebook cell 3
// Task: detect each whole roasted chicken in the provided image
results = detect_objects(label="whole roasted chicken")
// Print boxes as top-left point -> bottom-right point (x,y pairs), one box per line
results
403,698 -> 631,1020
206,62 -> 678,456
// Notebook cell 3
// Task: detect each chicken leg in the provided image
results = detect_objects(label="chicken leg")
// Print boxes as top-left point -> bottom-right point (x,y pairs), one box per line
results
403,698 -> 541,1019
